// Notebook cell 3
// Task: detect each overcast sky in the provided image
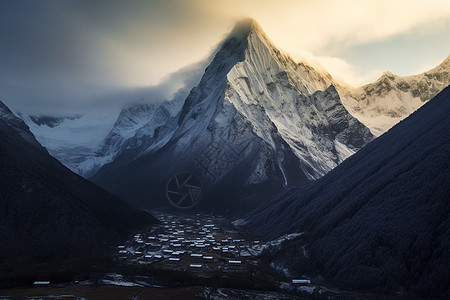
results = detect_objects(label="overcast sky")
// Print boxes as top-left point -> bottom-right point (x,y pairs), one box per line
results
1,0 -> 449,115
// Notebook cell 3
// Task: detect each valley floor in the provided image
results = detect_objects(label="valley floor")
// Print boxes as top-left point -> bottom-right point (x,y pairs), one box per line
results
0,211 -> 408,300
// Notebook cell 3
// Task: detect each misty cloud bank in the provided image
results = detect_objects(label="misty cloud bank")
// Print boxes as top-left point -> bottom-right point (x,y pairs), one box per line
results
1,0 -> 448,115
0,0 -> 221,115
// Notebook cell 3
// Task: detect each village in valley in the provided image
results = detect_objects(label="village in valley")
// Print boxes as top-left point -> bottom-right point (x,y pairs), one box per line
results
116,211 -> 262,275
111,211 -> 319,295
2,211 -> 397,299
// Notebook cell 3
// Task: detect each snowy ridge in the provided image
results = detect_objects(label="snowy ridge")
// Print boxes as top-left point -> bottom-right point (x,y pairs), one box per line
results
97,99 -> 183,157
339,55 -> 450,135
76,99 -> 184,178
223,20 -> 372,178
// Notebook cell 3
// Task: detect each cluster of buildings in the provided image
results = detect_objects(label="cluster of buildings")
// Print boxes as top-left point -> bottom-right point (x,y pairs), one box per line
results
116,212 -> 262,273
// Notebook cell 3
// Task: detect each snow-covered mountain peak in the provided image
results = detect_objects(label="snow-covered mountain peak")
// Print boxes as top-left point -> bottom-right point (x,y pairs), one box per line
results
158,19 -> 372,183
88,19 -> 373,213
179,19 -> 334,128
227,18 -> 262,38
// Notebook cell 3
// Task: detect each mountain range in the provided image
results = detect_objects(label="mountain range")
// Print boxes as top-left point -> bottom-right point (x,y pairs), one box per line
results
15,19 -> 450,215
245,86 -> 450,297
21,27 -> 449,180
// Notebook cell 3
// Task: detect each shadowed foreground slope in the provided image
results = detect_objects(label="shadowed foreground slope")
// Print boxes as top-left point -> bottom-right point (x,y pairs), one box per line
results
246,86 -> 450,297
0,101 -> 157,275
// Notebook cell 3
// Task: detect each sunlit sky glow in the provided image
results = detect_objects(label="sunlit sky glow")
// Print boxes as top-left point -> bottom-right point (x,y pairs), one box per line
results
0,0 -> 449,114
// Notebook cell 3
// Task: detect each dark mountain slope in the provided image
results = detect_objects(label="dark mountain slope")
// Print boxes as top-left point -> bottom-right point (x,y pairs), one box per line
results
0,100 -> 157,267
245,86 -> 450,297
